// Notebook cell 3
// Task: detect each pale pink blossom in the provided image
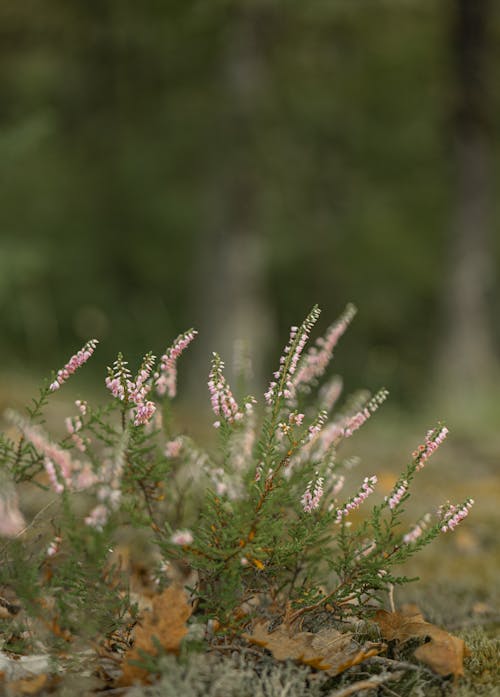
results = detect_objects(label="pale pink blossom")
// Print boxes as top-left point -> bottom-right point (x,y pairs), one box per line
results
335,476 -> 377,522
75,400 -> 87,416
85,504 -> 109,530
50,339 -> 98,391
386,480 -> 408,510
47,535 -> 62,557
155,329 -> 198,398
403,513 -> 431,544
293,304 -> 356,391
289,412 -> 305,426
106,353 -> 157,426
319,377 -> 343,412
412,426 -> 449,471
342,389 -> 389,438
331,475 -> 345,496
208,353 -> 242,425
171,529 -> 193,546
165,438 -> 183,459
440,498 -> 474,532
134,400 -> 156,426
13,416 -> 94,493
265,306 -> 321,406
66,415 -> 86,452
301,474 -> 324,513
308,410 -> 328,441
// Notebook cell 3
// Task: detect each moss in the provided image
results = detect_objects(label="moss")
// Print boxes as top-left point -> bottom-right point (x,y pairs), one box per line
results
125,652 -> 328,697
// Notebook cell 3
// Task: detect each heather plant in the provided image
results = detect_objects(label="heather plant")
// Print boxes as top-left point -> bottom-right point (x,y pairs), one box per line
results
0,305 -> 474,663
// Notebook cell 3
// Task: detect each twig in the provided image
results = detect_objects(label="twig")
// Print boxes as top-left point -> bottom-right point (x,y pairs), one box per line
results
388,583 -> 396,613
325,671 -> 404,697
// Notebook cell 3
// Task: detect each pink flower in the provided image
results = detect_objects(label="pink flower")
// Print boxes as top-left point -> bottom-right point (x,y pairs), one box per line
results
47,535 -> 62,557
85,504 -> 109,530
403,513 -> 431,544
412,426 -> 449,471
335,476 -> 377,522
440,498 -> 474,532
165,438 -> 183,459
386,480 -> 408,510
293,304 -> 356,391
156,329 -> 198,398
134,400 -> 156,426
171,529 -> 193,546
106,353 -> 158,427
307,410 -> 328,441
319,377 -> 343,412
50,339 -> 98,391
301,474 -> 324,513
265,306 -> 321,406
342,389 -> 389,438
208,353 -> 242,425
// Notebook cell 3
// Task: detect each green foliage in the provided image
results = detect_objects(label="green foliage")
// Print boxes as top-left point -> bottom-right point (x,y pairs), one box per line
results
0,305 -> 473,660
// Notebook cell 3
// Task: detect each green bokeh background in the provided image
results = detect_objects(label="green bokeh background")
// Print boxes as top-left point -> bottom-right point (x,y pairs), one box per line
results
1,0 -> 499,423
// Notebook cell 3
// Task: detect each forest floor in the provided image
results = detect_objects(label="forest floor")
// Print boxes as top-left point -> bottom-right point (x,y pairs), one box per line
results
0,378 -> 499,696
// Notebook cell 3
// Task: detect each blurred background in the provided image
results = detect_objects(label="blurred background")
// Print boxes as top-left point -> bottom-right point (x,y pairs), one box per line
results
1,1 -> 500,615
0,0 -> 499,431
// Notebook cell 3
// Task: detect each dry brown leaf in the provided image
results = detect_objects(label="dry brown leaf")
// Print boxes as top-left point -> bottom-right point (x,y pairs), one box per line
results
120,585 -> 193,685
243,620 -> 383,675
374,607 -> 470,678
5,673 -> 48,695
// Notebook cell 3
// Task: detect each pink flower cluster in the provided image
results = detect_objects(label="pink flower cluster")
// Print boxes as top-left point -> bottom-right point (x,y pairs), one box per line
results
264,306 -> 321,406
208,353 -> 242,426
65,412 -> 86,452
403,513 -> 431,544
171,529 -> 193,546
301,473 -> 324,512
85,447 -> 126,530
47,535 -> 62,557
412,425 -> 449,471
50,339 -> 98,391
307,409 -> 328,441
293,304 -> 356,391
106,353 -> 157,426
386,480 -> 408,510
84,504 -> 109,530
319,376 -> 343,413
164,437 -> 183,459
335,475 -> 377,523
342,389 -> 389,438
440,498 -> 474,533
155,329 -> 198,398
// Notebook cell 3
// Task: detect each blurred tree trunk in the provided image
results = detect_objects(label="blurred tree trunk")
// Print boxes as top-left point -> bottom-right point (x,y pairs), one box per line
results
435,0 -> 497,407
189,8 -> 273,395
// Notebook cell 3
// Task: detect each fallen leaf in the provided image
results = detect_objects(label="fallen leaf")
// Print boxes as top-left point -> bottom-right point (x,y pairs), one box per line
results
5,673 -> 48,695
374,607 -> 469,678
243,620 -> 383,675
120,585 -> 193,685
472,601 -> 494,615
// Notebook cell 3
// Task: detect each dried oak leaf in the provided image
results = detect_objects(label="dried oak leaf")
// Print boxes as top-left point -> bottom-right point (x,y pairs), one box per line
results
243,620 -> 383,675
4,673 -> 49,695
374,606 -> 470,678
120,585 -> 193,685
